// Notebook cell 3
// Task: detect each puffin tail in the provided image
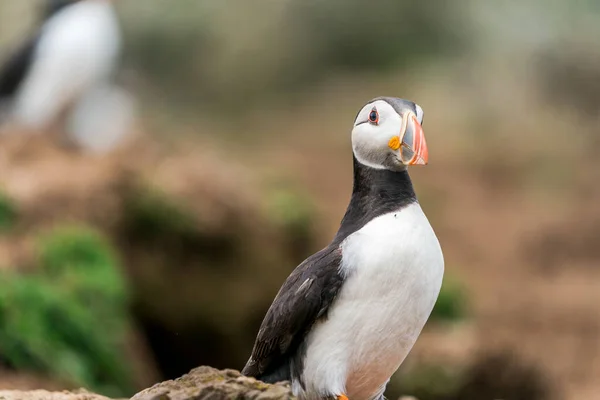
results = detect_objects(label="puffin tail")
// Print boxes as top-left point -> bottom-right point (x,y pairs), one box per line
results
242,359 -> 291,384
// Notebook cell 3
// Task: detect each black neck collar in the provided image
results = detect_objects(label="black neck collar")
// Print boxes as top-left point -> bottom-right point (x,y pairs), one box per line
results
333,156 -> 417,243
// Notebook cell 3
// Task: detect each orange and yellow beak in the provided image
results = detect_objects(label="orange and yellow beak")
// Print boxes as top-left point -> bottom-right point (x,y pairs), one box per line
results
388,111 -> 428,165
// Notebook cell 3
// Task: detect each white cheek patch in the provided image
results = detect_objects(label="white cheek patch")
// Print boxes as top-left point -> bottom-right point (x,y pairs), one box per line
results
351,109 -> 403,169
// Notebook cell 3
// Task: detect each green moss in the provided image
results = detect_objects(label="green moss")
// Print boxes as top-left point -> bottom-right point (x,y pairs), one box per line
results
430,275 -> 468,323
0,225 -> 134,397
0,189 -> 18,233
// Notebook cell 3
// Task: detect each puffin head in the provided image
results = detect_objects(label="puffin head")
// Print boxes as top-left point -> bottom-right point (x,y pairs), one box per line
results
351,97 -> 428,171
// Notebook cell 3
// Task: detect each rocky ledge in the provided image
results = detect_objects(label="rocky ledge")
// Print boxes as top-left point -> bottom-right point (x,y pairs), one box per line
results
0,367 -> 293,400
0,367 -> 419,400
131,367 -> 293,400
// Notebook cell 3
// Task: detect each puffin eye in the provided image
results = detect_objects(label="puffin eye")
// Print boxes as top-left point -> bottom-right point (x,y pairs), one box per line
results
368,109 -> 379,124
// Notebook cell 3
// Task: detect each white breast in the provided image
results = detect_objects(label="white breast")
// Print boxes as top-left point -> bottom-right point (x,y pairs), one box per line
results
298,203 -> 444,400
12,0 -> 121,128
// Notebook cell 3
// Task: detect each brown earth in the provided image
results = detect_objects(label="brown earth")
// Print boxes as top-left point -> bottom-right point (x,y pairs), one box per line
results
0,131 -> 314,392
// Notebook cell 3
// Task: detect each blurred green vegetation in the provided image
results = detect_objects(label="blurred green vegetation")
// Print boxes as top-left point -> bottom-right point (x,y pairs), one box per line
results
287,0 -> 467,70
121,185 -> 200,249
120,0 -> 469,110
120,184 -> 239,268
397,363 -> 460,400
0,189 -> 18,233
38,226 -> 128,306
264,186 -> 316,261
0,225 -> 133,397
397,352 -> 551,400
430,275 -> 468,323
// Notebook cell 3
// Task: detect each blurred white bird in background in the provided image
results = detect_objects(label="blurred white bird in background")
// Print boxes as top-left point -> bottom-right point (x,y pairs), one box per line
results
0,0 -> 136,153
68,82 -> 136,154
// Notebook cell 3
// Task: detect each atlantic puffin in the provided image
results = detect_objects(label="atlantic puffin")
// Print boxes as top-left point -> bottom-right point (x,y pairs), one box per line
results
0,0 -> 72,106
0,0 -> 121,129
242,97 -> 444,400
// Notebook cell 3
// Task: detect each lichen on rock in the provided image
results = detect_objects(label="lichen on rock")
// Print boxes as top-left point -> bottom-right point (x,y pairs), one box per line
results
131,366 -> 294,400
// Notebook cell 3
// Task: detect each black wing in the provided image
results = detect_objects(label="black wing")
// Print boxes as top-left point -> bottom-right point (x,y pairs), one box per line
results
0,34 -> 40,100
242,245 -> 345,380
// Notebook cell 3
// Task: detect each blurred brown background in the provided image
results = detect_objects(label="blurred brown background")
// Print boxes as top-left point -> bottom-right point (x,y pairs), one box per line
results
0,1 -> 599,399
